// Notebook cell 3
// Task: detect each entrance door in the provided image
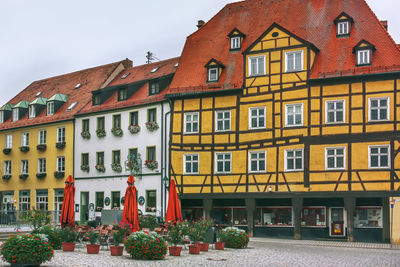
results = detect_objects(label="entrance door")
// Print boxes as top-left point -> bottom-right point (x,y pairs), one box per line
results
80,192 -> 89,223
329,207 -> 346,237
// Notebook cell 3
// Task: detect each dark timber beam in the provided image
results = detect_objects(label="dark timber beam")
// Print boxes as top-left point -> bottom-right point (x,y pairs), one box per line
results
203,198 -> 212,219
344,196 -> 355,242
245,198 -> 256,237
292,197 -> 303,240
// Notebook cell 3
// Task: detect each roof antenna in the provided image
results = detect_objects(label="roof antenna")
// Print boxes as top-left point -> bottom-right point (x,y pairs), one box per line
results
146,51 -> 160,64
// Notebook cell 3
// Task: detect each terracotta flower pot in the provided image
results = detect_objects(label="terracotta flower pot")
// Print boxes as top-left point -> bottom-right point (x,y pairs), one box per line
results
168,246 -> 182,256
110,245 -> 124,256
215,242 -> 225,250
199,243 -> 209,252
86,244 -> 100,254
188,244 -> 201,255
62,242 -> 76,252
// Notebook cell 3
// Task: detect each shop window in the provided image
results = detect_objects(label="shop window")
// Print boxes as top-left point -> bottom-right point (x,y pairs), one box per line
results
182,207 -> 203,221
212,207 -> 247,226
301,207 -> 326,227
111,191 -> 120,209
354,207 -> 382,228
95,192 -> 104,211
255,207 -> 293,226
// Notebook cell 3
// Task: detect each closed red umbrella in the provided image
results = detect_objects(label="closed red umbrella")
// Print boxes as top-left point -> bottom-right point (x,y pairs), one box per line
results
166,179 -> 183,224
60,175 -> 75,229
122,175 -> 140,232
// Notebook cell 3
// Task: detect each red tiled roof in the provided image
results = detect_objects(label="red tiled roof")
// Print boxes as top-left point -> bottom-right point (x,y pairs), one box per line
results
0,59 -> 132,130
169,0 -> 400,92
78,57 -> 179,115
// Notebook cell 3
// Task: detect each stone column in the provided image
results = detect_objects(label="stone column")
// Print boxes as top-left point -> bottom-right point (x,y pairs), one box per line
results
344,196 -> 355,242
246,198 -> 256,237
292,197 -> 303,240
382,197 -> 390,243
203,198 -> 212,219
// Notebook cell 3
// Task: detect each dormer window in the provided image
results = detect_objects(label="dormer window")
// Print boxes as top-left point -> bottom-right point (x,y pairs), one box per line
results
205,58 -> 225,83
149,82 -> 160,95
353,40 -> 376,66
357,50 -> 370,65
334,12 -> 354,37
0,111 -> 3,123
12,109 -> 19,122
231,37 -> 241,50
118,89 -> 128,101
228,28 -> 245,51
208,68 -> 218,82
47,101 -> 54,116
28,105 -> 35,118
337,21 -> 349,35
93,95 -> 100,106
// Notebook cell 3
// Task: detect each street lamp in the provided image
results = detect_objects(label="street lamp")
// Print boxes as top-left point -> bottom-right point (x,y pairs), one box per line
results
163,176 -> 169,190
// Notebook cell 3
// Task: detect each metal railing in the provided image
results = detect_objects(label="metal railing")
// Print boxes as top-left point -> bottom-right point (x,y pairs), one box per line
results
0,210 -> 62,228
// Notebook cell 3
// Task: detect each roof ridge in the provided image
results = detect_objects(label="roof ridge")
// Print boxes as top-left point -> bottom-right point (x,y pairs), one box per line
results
124,56 -> 180,71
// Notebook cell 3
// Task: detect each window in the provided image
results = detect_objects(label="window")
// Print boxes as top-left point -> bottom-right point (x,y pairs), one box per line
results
12,108 -> 19,121
285,103 -> 303,127
96,152 -> 104,166
212,207 -> 247,225
54,189 -> 63,215
111,191 -> 120,209
285,51 -> 303,72
21,160 -> 28,174
36,190 -> 48,211
184,112 -> 199,134
113,114 -> 121,128
93,95 -> 101,105
57,127 -> 65,143
301,207 -> 326,227
369,145 -> 390,168
357,50 -> 371,65
248,56 -> 265,76
184,154 -> 199,174
38,130 -> 46,145
208,68 -> 218,82
112,150 -> 121,164
130,111 -> 138,126
29,105 -> 35,118
57,156 -> 65,172
215,153 -> 231,173
19,190 -> 30,211
369,97 -> 389,121
216,110 -> 231,131
337,21 -> 349,35
4,161 -> 11,175
326,100 -> 345,123
231,36 -> 241,50
249,107 -> 266,129
0,111 -> 4,123
255,207 -> 293,226
5,135 -> 12,148
149,82 -> 160,95
21,132 -> 29,146
285,149 -> 303,171
325,147 -> 345,170
146,190 -> 157,211
95,192 -> 104,211
249,151 -> 266,172
38,158 -> 46,173
97,117 -> 105,130
68,103 -> 78,112
47,101 -> 54,116
81,153 -> 89,166
146,147 -> 156,161
147,108 -> 156,123
82,119 -> 89,132
129,148 -> 138,159
354,207 -> 382,228
118,89 -> 127,101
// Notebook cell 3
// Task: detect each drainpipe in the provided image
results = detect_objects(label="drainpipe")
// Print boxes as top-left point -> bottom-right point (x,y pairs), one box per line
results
163,105 -> 171,217
161,103 -> 164,217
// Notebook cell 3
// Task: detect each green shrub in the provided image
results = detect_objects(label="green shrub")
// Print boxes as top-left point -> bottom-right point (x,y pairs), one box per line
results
22,209 -> 51,231
219,227 -> 249,248
188,221 -> 202,242
84,231 -> 100,245
197,217 -> 213,242
0,233 -> 54,265
111,230 -> 124,246
124,231 -> 167,260
32,225 -> 62,250
139,215 -> 159,230
167,221 -> 186,246
59,227 -> 78,243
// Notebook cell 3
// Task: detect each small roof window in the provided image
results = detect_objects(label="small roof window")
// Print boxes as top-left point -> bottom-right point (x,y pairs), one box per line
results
150,67 -> 159,73
353,40 -> 376,66
228,28 -> 246,51
334,12 -> 354,37
67,102 -> 78,111
74,83 -> 81,89
121,73 -> 130,79
174,62 -> 179,68
36,92 -> 42,97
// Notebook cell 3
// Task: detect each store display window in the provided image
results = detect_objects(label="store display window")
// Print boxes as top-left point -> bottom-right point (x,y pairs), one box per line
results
301,206 -> 326,227
212,207 -> 247,226
255,207 -> 293,226
354,207 -> 382,228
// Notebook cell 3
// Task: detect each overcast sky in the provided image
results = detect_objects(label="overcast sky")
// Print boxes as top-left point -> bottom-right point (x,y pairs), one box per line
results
0,0 -> 399,106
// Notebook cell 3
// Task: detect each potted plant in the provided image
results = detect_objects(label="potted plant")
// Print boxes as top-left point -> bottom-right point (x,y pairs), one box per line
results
56,142 -> 66,149
54,171 -> 65,179
111,163 -> 122,172
19,146 -> 29,152
167,222 -> 184,256
36,144 -> 47,151
2,174 -> 11,180
59,227 -> 78,252
124,231 -> 167,260
81,130 -> 91,139
144,159 -> 158,170
145,121 -> 159,131
215,230 -> 225,250
32,225 -> 63,250
36,172 -> 46,179
96,128 -> 106,138
95,164 -> 106,172
19,174 -> 28,180
111,127 -> 123,137
81,164 -> 90,172
219,227 -> 249,249
3,148 -> 11,154
84,230 -> 100,254
187,222 -> 201,254
197,218 -> 213,252
110,229 -> 124,256
128,124 -> 140,134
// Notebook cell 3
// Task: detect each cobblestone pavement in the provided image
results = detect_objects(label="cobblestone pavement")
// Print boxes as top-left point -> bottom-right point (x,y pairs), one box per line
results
1,240 -> 400,267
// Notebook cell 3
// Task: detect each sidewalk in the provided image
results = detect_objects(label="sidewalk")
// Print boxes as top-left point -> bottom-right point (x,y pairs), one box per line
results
251,237 -> 400,250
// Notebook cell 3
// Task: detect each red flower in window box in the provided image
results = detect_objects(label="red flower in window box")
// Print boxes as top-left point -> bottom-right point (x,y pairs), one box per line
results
144,160 -> 158,170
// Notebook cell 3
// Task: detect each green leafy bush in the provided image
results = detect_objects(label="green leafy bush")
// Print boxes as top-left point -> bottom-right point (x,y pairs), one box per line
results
139,215 -> 159,230
84,231 -> 100,245
22,209 -> 51,231
0,233 -> 54,265
219,227 -> 249,248
124,231 -> 167,260
59,227 -> 78,243
167,221 -> 186,246
197,217 -> 213,242
32,225 -> 62,250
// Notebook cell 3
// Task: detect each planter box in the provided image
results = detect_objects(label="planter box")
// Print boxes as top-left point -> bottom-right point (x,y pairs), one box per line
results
188,244 -> 200,255
56,142 -> 66,149
168,246 -> 182,256
62,242 -> 75,252
3,148 -> 11,155
215,242 -> 225,250
110,245 -> 124,256
19,146 -> 29,153
86,244 -> 100,254
36,144 -> 47,151
199,242 -> 209,252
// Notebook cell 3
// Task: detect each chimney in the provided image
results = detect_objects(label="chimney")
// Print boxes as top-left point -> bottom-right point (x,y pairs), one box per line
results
380,20 -> 388,30
197,20 -> 205,29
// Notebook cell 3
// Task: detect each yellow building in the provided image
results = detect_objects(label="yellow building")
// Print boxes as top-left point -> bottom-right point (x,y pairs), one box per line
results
167,0 -> 400,242
0,60 -> 130,222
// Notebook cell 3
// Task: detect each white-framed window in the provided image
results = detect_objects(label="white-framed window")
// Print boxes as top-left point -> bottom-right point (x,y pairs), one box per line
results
285,149 -> 303,171
215,153 -> 231,173
325,147 -> 346,170
231,36 -> 241,49
357,50 -> 371,65
38,158 -> 46,173
326,100 -> 345,123
19,190 -> 30,211
38,130 -> 46,145
285,103 -> 303,127
184,154 -> 199,174
369,145 -> 390,169
21,132 -> 29,146
249,107 -> 266,129
184,112 -> 199,134
285,50 -> 303,72
57,127 -> 66,143
47,101 -> 54,116
12,108 -> 19,122
4,161 -> 11,175
28,105 -> 36,118
36,190 -> 48,211
249,151 -> 266,173
216,110 -> 231,131
5,135 -> 12,148
337,21 -> 349,35
208,68 -> 218,82
369,97 -> 389,121
21,160 -> 28,174
57,156 -> 65,172
248,56 -> 265,76
0,111 -> 4,123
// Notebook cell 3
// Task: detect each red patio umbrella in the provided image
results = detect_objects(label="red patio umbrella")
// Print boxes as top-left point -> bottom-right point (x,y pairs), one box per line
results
60,175 -> 75,228
121,175 -> 140,232
165,179 -> 183,224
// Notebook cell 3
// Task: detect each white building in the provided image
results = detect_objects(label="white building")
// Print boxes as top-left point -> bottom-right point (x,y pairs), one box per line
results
73,58 -> 178,223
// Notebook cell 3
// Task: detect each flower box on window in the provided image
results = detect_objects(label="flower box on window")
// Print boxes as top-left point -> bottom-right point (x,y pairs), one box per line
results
2,175 -> 11,180
111,163 -> 122,173
96,129 -> 106,138
145,160 -> 158,170
36,173 -> 46,179
54,171 -> 65,179
81,131 -> 91,139
128,124 -> 141,134
95,164 -> 106,173
81,165 -> 90,172
19,146 -> 29,153
19,174 -> 28,180
111,127 -> 123,137
126,160 -> 141,174
146,207 -> 156,212
56,142 -> 66,149
2,148 -> 11,155
36,144 -> 47,151
145,121 -> 159,132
